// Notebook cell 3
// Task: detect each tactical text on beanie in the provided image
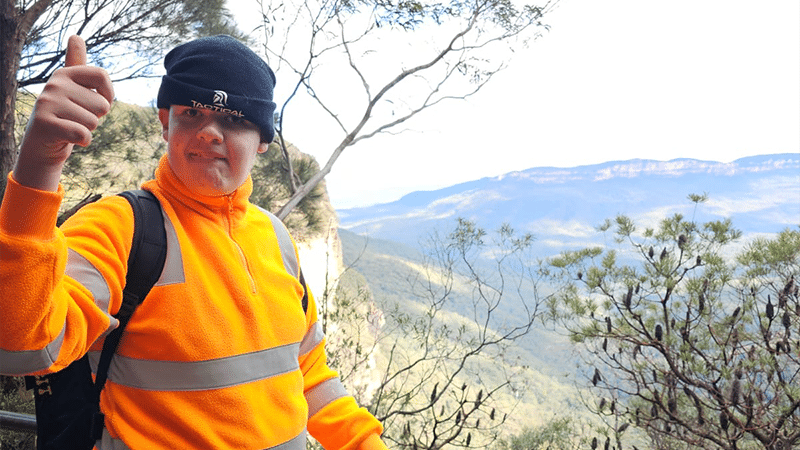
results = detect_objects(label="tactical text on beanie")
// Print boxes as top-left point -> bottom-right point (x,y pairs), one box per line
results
157,35 -> 277,142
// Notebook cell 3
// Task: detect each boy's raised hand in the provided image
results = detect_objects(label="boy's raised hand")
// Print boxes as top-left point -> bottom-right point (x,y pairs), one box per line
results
13,35 -> 115,192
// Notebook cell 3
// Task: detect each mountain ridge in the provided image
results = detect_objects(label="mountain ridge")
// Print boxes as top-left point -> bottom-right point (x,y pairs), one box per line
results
338,153 -> 799,249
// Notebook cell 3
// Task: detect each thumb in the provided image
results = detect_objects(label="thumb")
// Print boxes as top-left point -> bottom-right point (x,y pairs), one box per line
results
65,35 -> 87,67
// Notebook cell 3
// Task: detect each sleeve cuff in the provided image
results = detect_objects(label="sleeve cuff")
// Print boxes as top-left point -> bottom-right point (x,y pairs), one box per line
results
0,172 -> 63,239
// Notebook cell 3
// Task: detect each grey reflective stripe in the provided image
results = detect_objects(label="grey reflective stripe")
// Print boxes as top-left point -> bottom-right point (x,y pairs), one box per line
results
66,248 -> 112,314
88,350 -> 100,374
104,343 -> 300,391
97,426 -> 307,449
64,249 -> 119,339
0,325 -> 66,375
256,206 -> 299,279
97,429 -> 129,450
65,248 -> 121,339
154,213 -> 184,286
306,377 -> 350,418
299,322 -> 324,357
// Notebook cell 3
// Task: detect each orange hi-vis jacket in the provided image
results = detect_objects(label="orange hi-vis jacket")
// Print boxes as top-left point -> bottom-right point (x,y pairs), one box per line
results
0,157 -> 386,449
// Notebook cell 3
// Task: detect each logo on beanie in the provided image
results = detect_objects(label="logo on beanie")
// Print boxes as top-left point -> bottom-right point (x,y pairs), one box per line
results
213,90 -> 228,107
189,89 -> 245,118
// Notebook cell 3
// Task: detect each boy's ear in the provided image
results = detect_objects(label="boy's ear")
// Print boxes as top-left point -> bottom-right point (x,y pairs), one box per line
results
158,108 -> 170,141
257,141 -> 270,154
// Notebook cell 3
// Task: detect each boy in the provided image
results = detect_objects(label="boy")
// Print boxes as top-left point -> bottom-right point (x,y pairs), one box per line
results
0,35 -> 387,449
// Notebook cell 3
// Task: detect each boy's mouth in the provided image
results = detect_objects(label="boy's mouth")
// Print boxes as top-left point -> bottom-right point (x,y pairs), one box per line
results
188,151 -> 226,162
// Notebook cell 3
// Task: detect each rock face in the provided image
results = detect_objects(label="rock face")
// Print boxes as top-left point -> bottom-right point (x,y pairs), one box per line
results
296,220 -> 344,310
290,158 -> 383,405
286,143 -> 345,313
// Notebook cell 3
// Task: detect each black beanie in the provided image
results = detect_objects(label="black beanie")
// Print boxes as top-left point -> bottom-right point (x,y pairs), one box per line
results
157,35 -> 277,142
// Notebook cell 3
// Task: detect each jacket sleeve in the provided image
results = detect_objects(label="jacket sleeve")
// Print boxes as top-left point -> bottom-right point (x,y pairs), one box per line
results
298,278 -> 388,450
0,174 -> 132,376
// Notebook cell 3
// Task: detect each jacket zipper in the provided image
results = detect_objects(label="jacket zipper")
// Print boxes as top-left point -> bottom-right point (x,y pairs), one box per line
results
227,196 -> 257,294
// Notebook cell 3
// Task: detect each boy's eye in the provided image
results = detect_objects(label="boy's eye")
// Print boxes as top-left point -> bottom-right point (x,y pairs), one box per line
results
183,108 -> 201,117
225,115 -> 246,125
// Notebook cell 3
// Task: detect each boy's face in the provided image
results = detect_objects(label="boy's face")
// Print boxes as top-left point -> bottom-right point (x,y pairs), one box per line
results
159,105 -> 269,197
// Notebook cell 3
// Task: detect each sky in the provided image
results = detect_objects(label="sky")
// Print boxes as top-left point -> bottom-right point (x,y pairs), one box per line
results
119,0 -> 800,210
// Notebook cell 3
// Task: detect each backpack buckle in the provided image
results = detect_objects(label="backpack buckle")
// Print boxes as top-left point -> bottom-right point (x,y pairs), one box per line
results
33,377 -> 53,398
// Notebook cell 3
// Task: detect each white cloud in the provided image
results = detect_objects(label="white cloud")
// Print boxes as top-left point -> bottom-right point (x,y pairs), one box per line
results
428,190 -> 507,210
529,219 -> 597,239
341,189 -> 509,230
708,177 -> 800,217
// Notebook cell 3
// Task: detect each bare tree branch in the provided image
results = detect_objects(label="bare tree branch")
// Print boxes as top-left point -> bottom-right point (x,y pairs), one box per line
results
249,0 -> 556,218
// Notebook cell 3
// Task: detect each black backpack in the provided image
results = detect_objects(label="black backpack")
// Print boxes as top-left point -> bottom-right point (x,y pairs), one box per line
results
25,190 -> 167,450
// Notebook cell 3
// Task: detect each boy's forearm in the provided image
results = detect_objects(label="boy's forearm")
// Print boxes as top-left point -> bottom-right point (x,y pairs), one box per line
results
12,155 -> 65,192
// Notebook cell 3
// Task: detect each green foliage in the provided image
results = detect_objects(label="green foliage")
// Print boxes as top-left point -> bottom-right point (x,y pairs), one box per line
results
0,377 -> 35,450
339,0 -> 548,32
17,0 -> 243,88
545,196 -> 800,450
737,227 -> 800,279
493,415 -> 591,450
332,220 -> 547,449
59,102 -> 165,214
250,140 -> 332,238
172,0 -> 247,39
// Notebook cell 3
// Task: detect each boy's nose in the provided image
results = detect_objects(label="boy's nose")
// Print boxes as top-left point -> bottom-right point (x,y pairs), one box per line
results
197,120 -> 223,144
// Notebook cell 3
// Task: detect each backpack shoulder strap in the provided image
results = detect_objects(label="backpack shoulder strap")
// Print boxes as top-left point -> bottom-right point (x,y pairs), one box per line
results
94,190 -> 167,390
256,206 -> 309,314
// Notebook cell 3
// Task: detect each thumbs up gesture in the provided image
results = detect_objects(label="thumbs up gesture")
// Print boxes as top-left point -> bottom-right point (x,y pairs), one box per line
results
14,35 -> 115,192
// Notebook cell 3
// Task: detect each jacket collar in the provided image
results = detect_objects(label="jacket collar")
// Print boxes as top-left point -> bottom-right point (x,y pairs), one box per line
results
146,156 -> 252,225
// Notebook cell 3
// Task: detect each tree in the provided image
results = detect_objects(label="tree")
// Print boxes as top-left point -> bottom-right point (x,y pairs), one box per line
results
249,138 -> 332,238
252,0 -> 558,219
493,415 -> 591,450
544,195 -> 800,450
324,219 -> 545,449
0,0 -> 243,202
